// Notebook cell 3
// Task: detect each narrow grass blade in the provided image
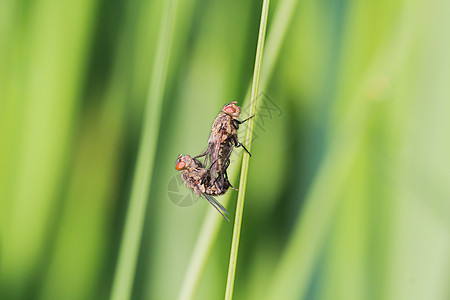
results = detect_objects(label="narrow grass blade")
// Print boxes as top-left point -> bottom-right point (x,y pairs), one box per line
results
110,0 -> 180,299
177,0 -> 298,299
224,1 -> 270,299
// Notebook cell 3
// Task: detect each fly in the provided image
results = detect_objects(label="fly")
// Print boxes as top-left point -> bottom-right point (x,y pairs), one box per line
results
175,154 -> 230,221
195,101 -> 254,192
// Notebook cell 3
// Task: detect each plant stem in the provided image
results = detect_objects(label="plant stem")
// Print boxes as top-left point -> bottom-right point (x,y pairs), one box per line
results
177,0 -> 299,298
224,1 -> 270,299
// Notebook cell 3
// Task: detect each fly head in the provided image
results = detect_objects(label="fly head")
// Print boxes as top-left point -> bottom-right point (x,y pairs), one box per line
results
222,101 -> 241,119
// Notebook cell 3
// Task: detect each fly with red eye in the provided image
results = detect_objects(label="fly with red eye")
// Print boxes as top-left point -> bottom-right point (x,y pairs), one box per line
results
223,102 -> 237,114
175,101 -> 254,221
175,154 -> 230,221
194,102 -> 254,193
175,160 -> 186,170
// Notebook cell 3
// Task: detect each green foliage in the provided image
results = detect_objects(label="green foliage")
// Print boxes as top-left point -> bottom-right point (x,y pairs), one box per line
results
1,0 -> 449,299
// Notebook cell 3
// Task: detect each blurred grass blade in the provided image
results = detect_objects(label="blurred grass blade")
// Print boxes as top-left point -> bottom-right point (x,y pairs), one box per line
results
176,212 -> 225,300
110,0 -> 180,299
260,0 -> 298,88
0,1 -> 97,297
177,0 -> 297,299
224,1 -> 270,299
266,3 -> 419,298
2,0 -> 449,298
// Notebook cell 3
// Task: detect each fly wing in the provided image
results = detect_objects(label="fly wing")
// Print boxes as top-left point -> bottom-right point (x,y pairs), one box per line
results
208,134 -> 222,178
202,192 -> 230,222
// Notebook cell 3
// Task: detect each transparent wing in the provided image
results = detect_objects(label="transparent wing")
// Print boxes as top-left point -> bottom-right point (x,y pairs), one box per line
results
202,192 -> 230,222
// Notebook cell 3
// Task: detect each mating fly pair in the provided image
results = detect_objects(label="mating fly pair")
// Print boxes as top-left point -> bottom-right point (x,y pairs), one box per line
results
175,102 -> 254,221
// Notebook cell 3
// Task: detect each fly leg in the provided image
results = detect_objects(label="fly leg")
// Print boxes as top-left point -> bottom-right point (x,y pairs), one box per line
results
220,146 -> 239,191
194,148 -> 210,166
208,159 -> 238,194
208,159 -> 225,193
208,158 -> 218,175
232,135 -> 251,156
220,158 -> 238,191
214,173 -> 225,194
215,146 -> 234,191
235,114 -> 255,125
194,152 -> 207,159
211,158 -> 232,194
225,177 -> 238,191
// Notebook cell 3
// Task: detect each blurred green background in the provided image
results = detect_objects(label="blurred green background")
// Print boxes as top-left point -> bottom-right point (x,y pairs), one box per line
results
1,0 -> 449,299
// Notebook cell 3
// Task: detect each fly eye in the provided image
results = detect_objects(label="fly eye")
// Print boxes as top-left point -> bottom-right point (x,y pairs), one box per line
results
224,105 -> 236,114
176,161 -> 186,170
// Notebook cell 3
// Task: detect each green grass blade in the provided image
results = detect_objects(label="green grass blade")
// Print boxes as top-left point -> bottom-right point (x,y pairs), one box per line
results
176,0 -> 297,299
110,0 -> 180,299
224,1 -> 270,299
177,211 -> 225,300
259,0 -> 298,89
266,4 -> 419,298
0,1 -> 97,296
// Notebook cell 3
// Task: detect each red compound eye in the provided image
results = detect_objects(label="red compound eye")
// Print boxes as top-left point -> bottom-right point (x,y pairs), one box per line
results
224,105 -> 236,114
176,161 -> 186,170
